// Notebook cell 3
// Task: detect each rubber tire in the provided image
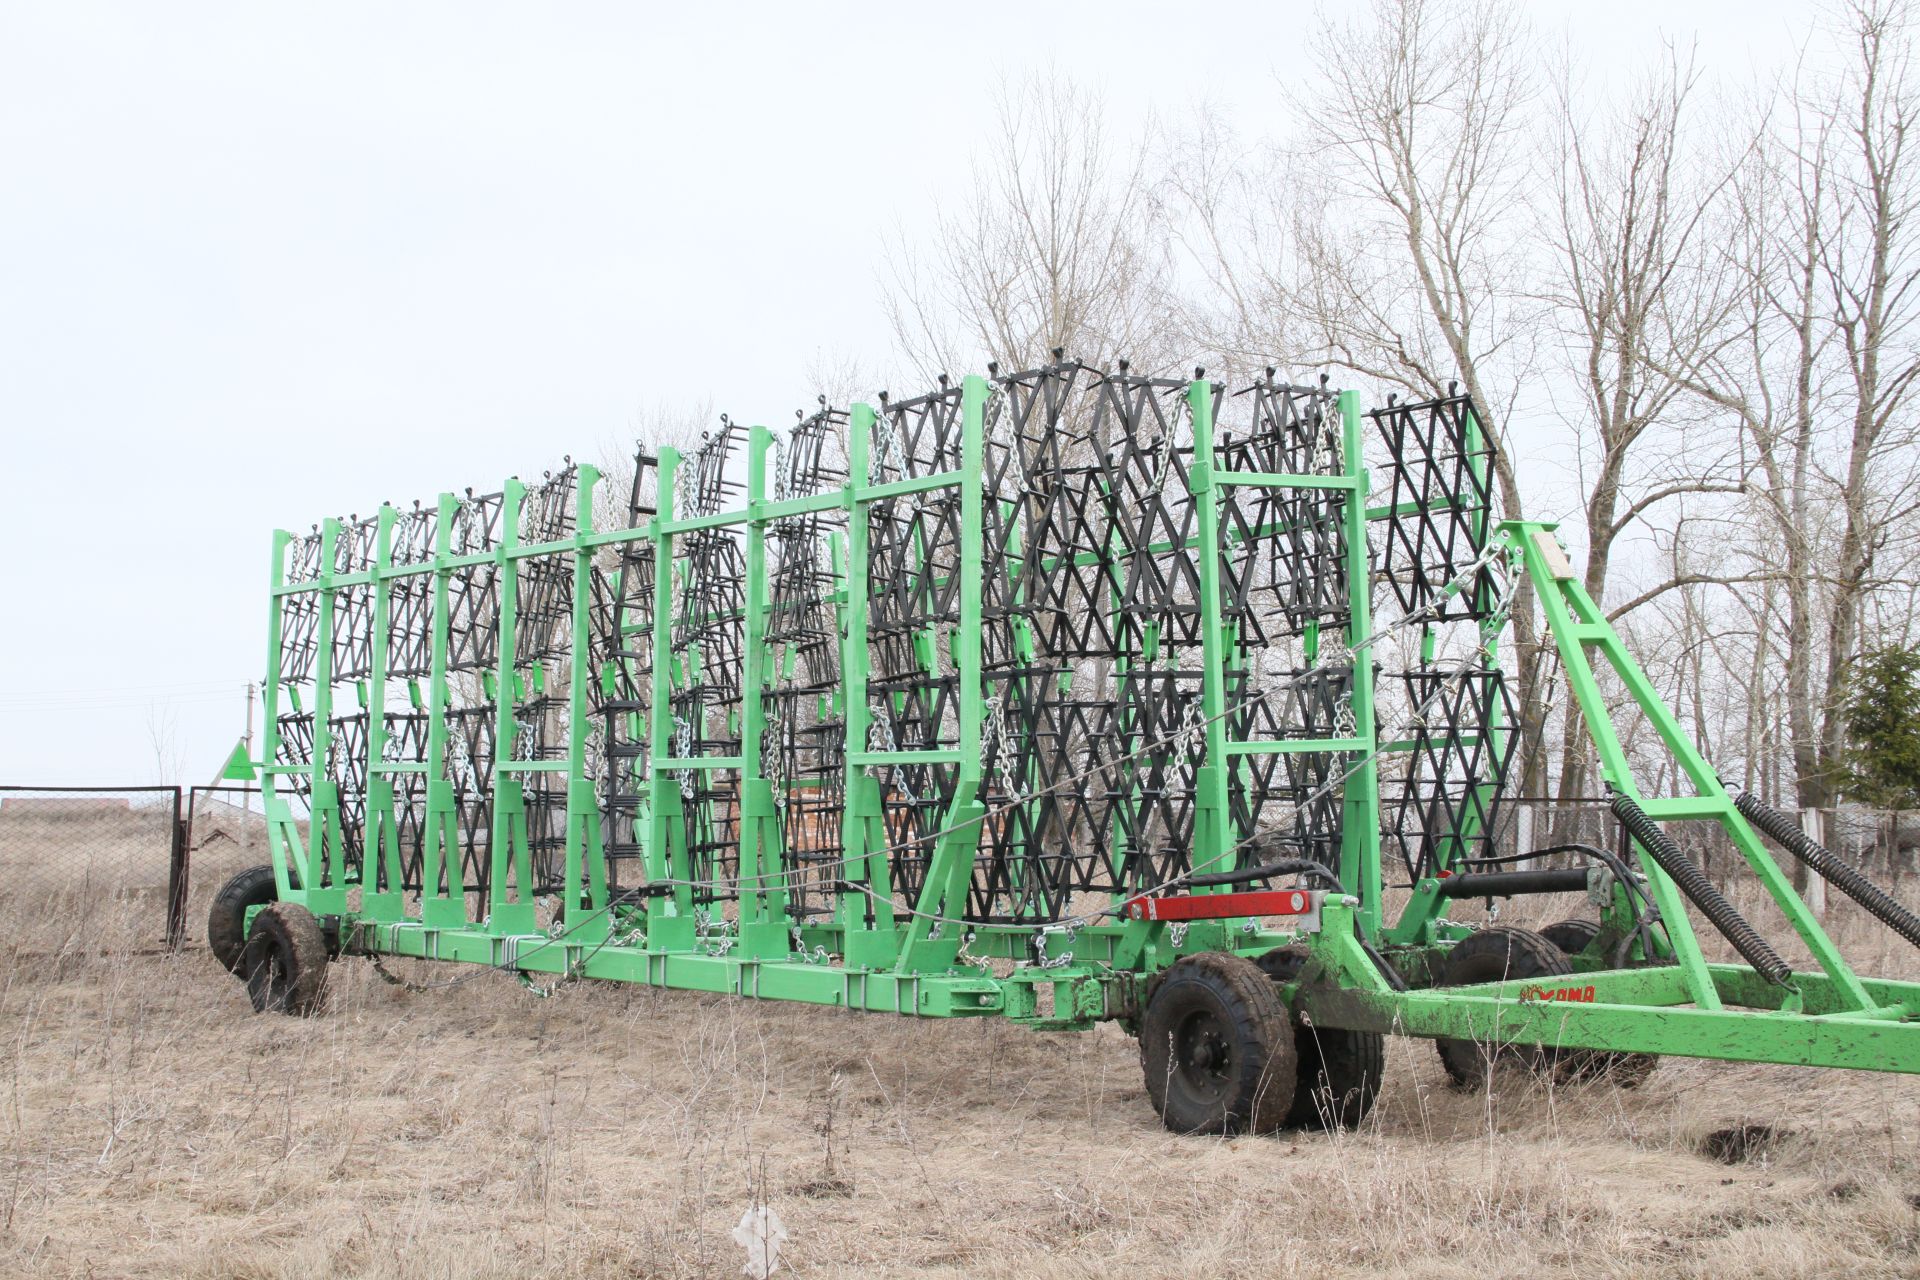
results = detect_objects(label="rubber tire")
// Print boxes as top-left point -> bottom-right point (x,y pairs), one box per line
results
1539,918 -> 1660,1087
1540,917 -> 1601,957
243,901 -> 329,1016
1141,953 -> 1297,1135
1256,946 -> 1386,1130
1433,925 -> 1575,1088
209,865 -> 279,975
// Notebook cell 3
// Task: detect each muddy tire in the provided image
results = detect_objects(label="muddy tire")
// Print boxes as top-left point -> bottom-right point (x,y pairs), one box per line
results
1540,917 -> 1601,957
1255,945 -> 1386,1130
1141,953 -> 1296,1135
243,901 -> 329,1016
1539,918 -> 1660,1087
1433,925 -> 1575,1088
209,865 -> 280,975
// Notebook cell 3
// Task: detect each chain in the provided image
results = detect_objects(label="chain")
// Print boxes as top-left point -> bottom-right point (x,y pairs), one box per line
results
869,408 -> 911,485
955,929 -> 987,969
979,692 -> 1027,805
672,712 -> 694,799
1031,923 -> 1078,970
865,699 -> 920,806
770,424 -> 793,503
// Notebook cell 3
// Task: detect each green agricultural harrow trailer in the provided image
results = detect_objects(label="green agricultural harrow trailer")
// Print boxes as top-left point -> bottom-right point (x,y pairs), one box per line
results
214,360 -> 1920,1133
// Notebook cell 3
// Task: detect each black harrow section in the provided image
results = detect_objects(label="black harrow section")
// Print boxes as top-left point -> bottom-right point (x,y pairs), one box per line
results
1368,390 -> 1497,622
1382,666 -> 1516,882
268,360 -> 1521,937
1735,792 -> 1920,951
1611,793 -> 1794,986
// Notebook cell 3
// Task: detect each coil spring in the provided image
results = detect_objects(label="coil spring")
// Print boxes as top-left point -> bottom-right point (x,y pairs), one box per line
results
1734,792 -> 1920,951
1609,792 -> 1793,987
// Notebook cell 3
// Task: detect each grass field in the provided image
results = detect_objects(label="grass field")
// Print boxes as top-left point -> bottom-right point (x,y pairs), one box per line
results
3,891 -> 1918,1280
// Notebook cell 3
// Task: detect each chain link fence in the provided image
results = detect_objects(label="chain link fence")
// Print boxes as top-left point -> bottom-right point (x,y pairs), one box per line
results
182,784 -> 274,948
0,786 -> 185,954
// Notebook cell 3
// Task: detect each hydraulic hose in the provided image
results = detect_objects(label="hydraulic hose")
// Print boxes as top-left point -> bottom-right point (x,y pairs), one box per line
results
1734,792 -> 1920,951
1609,792 -> 1793,987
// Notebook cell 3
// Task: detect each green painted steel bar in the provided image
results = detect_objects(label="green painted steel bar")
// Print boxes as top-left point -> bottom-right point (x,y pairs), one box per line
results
1224,737 -> 1371,756
350,922 -> 1015,1017
563,465 -> 610,940
260,530 -> 297,898
644,447 -> 695,950
1514,521 -> 1875,1007
1186,379 -> 1237,885
1506,522 -> 1719,1007
486,479 -> 532,934
421,493 -> 468,928
1508,520 -> 1873,1012
737,427 -> 791,955
895,375 -> 990,974
836,405 -> 897,966
304,518 -> 346,912
1335,390 -> 1384,936
1214,471 -> 1364,491
361,505 -> 405,915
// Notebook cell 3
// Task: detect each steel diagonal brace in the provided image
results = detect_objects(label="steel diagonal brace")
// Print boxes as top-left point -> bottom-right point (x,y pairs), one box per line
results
1504,520 -> 1873,1014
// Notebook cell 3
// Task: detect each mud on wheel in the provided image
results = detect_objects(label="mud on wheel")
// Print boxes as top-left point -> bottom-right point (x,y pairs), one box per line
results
1434,925 -> 1579,1087
208,865 -> 281,974
242,901 -> 330,1016
1256,945 -> 1386,1130
1140,953 -> 1296,1135
1541,917 -> 1661,1088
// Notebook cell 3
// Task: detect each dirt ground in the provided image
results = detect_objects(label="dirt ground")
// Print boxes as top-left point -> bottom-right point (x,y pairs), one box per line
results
3,910 -> 1918,1280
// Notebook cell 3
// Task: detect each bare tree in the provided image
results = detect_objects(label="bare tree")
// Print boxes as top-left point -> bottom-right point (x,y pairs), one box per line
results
594,398 -> 714,540
1667,0 -> 1920,848
1543,46 -> 1754,798
882,72 -> 1177,379
1174,0 -> 1558,788
1816,0 -> 1920,810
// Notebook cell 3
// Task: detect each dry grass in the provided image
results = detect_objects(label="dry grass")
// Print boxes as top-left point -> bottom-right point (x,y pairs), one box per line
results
3,911 -> 1918,1280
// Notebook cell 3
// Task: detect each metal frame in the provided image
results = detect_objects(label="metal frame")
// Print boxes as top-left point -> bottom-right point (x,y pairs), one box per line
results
247,367 -> 1920,1073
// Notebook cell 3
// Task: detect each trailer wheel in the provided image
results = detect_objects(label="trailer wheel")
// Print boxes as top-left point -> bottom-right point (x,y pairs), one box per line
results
1540,917 -> 1600,957
1141,953 -> 1296,1135
242,902 -> 329,1016
1560,1042 -> 1660,1087
1540,918 -> 1661,1087
1256,946 -> 1385,1130
209,865 -> 279,974
1434,925 -> 1576,1087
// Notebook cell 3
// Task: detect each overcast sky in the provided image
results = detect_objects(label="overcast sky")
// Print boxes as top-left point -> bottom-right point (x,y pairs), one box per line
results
0,0 -> 1816,786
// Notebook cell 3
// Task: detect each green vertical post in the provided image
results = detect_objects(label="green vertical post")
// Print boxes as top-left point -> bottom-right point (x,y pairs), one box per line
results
1337,389 -> 1384,936
261,530 -> 297,899
645,449 -> 696,950
896,375 -> 989,975
362,505 -> 406,918
562,466 -> 610,944
304,518 -> 347,912
737,427 -> 791,956
838,404 -> 898,967
421,492 -> 468,928
1187,379 -> 1236,886
487,479 -> 533,934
